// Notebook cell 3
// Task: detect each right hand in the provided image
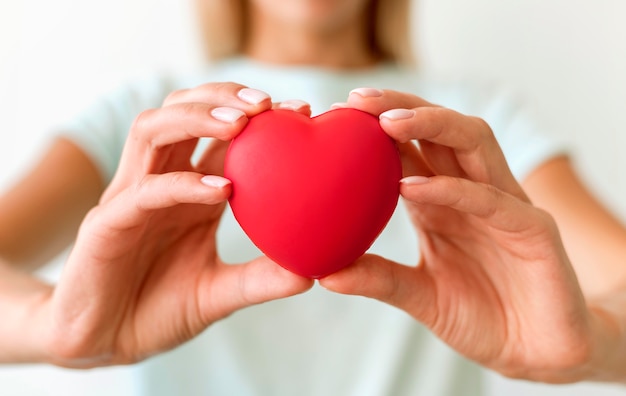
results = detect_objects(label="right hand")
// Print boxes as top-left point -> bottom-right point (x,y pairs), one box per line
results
41,82 -> 314,368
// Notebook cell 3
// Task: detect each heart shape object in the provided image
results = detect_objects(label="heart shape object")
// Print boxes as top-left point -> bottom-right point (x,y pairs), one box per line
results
224,108 -> 402,278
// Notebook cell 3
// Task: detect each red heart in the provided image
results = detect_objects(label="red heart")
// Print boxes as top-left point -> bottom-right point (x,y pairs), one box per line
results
224,108 -> 401,278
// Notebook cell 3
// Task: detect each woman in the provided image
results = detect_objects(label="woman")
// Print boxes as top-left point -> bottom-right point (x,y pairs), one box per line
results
0,0 -> 625,394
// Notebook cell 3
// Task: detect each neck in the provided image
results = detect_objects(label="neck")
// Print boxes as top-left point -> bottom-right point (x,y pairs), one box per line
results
243,7 -> 380,70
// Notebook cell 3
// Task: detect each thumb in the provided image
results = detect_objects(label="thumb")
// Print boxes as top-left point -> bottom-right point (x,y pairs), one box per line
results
319,254 -> 436,324
198,257 -> 314,322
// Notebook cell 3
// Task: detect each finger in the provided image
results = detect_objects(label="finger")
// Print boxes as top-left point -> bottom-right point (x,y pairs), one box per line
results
399,175 -> 534,228
163,82 -> 272,114
274,99 -> 312,117
130,104 -> 248,149
346,88 -> 519,192
347,87 -> 494,152
110,85 -> 271,196
381,107 -> 522,194
346,87 -> 434,116
379,106 -> 493,151
92,172 -> 232,231
319,254 -> 437,326
121,104 -> 250,179
198,257 -> 314,322
151,84 -> 271,153
105,105 -> 247,196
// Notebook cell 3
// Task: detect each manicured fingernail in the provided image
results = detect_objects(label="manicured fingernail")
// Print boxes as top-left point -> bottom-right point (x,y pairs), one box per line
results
238,88 -> 271,105
278,99 -> 310,111
400,175 -> 430,185
330,102 -> 348,109
349,87 -> 383,97
211,107 -> 246,123
201,175 -> 231,188
380,108 -> 415,121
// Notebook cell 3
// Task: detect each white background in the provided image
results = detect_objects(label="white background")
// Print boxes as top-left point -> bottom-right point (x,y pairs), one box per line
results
1,0 -> 625,395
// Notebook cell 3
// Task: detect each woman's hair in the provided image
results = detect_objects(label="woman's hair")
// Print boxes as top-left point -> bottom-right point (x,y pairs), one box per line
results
196,0 -> 415,66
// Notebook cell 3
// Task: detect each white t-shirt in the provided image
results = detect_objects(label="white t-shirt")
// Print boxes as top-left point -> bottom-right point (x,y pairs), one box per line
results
59,57 -> 565,396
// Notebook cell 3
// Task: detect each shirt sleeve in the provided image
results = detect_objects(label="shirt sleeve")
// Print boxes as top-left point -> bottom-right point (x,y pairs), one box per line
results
54,77 -> 175,184
481,90 -> 569,181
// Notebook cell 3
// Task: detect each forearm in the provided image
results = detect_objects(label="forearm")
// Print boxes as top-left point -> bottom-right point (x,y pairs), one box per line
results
0,260 -> 52,364
0,138 -> 104,271
587,287 -> 626,383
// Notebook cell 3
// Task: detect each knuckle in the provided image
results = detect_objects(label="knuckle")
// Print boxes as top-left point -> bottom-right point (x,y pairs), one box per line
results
420,106 -> 451,134
193,81 -> 248,100
163,88 -> 189,105
167,171 -> 187,191
482,183 -> 504,215
469,116 -> 495,142
177,101 -> 203,118
382,265 -> 402,303
133,176 -> 153,212
129,108 -> 158,143
163,81 -> 248,107
211,81 -> 247,92
446,177 -> 469,207
415,106 -> 442,123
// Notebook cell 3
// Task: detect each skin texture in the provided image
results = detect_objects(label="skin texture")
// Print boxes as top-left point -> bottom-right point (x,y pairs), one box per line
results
244,0 -> 380,68
322,90 -> 626,383
1,0 -> 626,384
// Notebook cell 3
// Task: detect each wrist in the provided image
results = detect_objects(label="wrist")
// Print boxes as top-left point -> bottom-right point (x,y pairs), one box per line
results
586,303 -> 626,383
0,263 -> 54,364
18,286 -> 54,364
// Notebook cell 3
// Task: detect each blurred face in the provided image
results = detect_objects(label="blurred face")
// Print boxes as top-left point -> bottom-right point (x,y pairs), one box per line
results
248,0 -> 372,33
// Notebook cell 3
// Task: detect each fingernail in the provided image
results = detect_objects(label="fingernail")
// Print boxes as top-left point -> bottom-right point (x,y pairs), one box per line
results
380,108 -> 415,121
238,88 -> 271,105
349,87 -> 383,97
400,175 -> 430,185
330,102 -> 348,109
211,107 -> 246,123
278,99 -> 310,111
201,175 -> 231,188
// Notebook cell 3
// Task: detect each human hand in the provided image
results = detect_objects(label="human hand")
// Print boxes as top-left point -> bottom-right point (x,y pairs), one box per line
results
42,83 -> 314,367
321,88 -> 603,382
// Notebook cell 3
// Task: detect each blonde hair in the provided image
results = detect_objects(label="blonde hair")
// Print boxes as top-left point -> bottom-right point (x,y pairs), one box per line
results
195,0 -> 415,66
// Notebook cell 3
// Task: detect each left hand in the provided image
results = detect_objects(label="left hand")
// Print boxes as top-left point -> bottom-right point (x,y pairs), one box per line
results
320,88 -> 601,382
